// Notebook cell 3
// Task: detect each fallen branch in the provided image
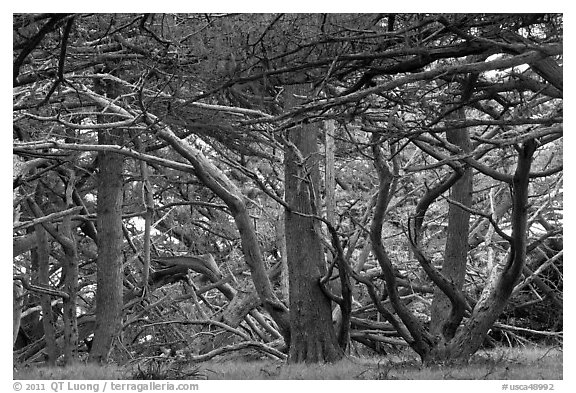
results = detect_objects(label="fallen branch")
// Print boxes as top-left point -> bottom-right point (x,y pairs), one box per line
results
492,322 -> 562,337
186,341 -> 287,362
137,319 -> 251,341
350,332 -> 409,346
512,250 -> 563,297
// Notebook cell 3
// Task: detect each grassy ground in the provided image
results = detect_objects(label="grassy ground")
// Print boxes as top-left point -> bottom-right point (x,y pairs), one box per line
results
14,345 -> 562,380
200,346 -> 562,380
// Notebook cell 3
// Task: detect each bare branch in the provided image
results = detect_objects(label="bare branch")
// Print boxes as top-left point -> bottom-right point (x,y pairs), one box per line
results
14,141 -> 196,173
14,275 -> 70,299
14,205 -> 83,232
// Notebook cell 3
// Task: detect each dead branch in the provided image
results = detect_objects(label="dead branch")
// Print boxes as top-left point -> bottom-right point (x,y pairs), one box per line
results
13,206 -> 83,232
186,341 -> 287,362
137,319 -> 251,341
493,322 -> 562,337
14,275 -> 70,299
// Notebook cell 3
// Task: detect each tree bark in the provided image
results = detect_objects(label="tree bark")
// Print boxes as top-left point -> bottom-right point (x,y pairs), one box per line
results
32,223 -> 58,365
89,128 -> 124,363
13,281 -> 23,347
25,194 -> 79,364
284,86 -> 343,363
61,174 -> 79,365
275,213 -> 290,302
429,113 -> 473,340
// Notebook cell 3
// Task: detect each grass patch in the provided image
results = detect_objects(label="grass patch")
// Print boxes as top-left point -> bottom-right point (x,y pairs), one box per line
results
14,345 -> 562,380
13,362 -> 128,380
200,346 -> 562,380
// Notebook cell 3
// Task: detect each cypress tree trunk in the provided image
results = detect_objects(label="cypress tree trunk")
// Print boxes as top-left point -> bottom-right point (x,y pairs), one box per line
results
429,123 -> 473,340
89,65 -> 125,363
89,128 -> 124,363
32,223 -> 58,365
61,173 -> 79,365
284,86 -> 343,363
13,281 -> 23,347
430,76 -> 475,341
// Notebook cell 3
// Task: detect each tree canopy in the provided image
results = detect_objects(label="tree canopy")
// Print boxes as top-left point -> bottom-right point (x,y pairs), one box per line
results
13,13 -> 562,366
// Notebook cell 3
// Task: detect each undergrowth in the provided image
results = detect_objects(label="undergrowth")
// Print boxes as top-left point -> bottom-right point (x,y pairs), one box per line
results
14,345 -> 562,380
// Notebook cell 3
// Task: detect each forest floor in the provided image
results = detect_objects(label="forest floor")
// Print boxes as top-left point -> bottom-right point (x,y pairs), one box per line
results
14,345 -> 562,380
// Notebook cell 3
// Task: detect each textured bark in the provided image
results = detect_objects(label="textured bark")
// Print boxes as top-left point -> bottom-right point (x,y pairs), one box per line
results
32,224 -> 58,365
134,134 -> 153,288
89,128 -> 124,364
24,195 -> 79,363
13,233 -> 39,256
284,86 -> 343,363
275,213 -> 289,302
13,281 -> 23,346
61,202 -> 79,364
325,119 -> 336,226
429,117 -> 473,340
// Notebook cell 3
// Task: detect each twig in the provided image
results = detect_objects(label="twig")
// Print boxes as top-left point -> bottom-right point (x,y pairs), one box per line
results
443,196 -> 513,242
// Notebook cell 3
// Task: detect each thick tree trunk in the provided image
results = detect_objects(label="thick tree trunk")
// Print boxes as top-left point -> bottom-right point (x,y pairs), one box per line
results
429,121 -> 473,340
284,86 -> 343,363
429,75 -> 476,342
89,128 -> 124,363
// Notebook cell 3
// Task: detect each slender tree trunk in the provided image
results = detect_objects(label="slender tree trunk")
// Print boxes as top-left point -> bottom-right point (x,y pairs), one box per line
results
371,140 -> 433,359
24,191 -> 78,364
61,172 -> 79,364
32,223 -> 58,365
438,139 -> 538,360
275,213 -> 289,302
284,86 -> 343,363
134,134 -> 153,288
325,119 -> 336,226
13,281 -> 23,347
89,128 -> 124,363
